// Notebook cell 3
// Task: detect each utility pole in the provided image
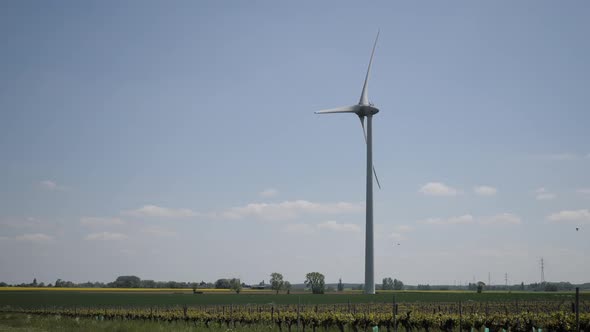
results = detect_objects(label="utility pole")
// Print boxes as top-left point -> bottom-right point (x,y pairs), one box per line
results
540,258 -> 545,283
504,273 -> 508,289
488,272 -> 491,286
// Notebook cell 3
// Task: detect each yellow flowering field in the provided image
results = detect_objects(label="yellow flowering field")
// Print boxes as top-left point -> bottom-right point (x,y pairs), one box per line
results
0,287 -> 232,292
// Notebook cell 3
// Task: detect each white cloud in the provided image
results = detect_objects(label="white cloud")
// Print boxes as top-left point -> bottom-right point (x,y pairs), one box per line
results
418,213 -> 521,226
317,220 -> 360,232
538,153 -> 579,161
15,233 -> 54,242
284,220 -> 361,234
80,217 -> 125,227
535,188 -> 556,200
374,224 -> 411,241
123,205 -> 197,218
577,188 -> 590,195
122,200 -> 363,223
474,185 -> 497,196
536,193 -> 556,200
40,180 -> 57,189
120,249 -> 136,257
0,217 -> 42,229
479,213 -> 521,225
259,188 -> 279,198
218,200 -> 363,221
419,182 -> 459,196
547,209 -> 590,223
389,232 -> 403,240
85,232 -> 128,241
39,180 -> 67,191
141,226 -> 177,237
469,246 -> 529,259
395,225 -> 414,232
283,223 -> 315,234
419,214 -> 474,225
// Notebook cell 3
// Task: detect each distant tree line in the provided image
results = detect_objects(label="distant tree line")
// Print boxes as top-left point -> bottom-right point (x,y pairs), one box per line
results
403,281 -> 587,292
525,281 -> 578,292
2,277 -> 588,292
0,277 -> 207,289
0,275 -> 290,293
463,281 -> 578,292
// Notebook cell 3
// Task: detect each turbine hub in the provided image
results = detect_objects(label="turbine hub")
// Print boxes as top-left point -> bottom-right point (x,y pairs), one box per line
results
358,105 -> 379,116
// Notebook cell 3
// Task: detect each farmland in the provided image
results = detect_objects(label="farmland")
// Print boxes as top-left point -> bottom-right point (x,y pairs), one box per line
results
1,289 -> 589,331
0,288 -> 588,307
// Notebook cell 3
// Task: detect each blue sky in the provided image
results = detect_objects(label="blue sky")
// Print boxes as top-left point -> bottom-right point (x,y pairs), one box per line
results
1,1 -> 589,286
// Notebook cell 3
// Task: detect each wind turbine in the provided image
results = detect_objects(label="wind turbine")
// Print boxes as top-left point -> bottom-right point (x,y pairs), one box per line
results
315,31 -> 381,294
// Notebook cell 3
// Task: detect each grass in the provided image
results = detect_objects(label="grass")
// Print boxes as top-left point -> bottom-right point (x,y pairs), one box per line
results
0,290 -> 587,308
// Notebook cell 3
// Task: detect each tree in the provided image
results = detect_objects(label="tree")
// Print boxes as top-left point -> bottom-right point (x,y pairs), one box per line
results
270,273 -> 284,295
477,281 -> 485,293
337,278 -> 344,292
215,279 -> 231,289
544,283 -> 558,292
417,284 -> 431,290
32,278 -> 37,287
229,278 -> 242,294
55,279 -> 75,288
112,276 -> 141,288
284,281 -> 292,294
393,279 -> 404,290
140,280 -> 156,288
166,281 -> 182,288
382,277 -> 394,290
305,272 -> 325,294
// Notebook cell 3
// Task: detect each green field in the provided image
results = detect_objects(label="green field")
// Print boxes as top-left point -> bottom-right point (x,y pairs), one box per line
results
0,290 -> 587,308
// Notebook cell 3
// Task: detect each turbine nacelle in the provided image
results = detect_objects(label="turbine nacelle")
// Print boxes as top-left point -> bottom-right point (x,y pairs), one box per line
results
358,105 -> 379,117
314,104 -> 379,117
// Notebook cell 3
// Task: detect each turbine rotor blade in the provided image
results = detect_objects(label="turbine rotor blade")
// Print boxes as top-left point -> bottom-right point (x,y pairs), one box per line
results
359,116 -> 367,143
315,105 -> 359,114
359,30 -> 380,106
358,116 -> 382,190
373,165 -> 381,190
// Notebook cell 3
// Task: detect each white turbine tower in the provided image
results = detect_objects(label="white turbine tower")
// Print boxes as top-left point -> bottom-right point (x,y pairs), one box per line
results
315,31 -> 381,295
